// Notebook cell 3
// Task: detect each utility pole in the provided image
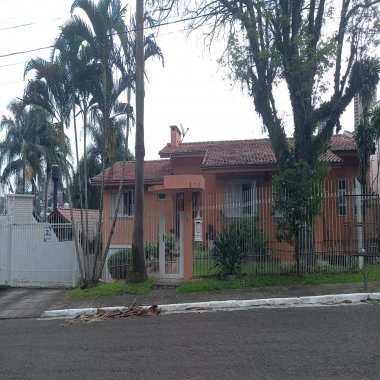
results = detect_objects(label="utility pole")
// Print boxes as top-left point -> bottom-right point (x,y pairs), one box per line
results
131,0 -> 147,282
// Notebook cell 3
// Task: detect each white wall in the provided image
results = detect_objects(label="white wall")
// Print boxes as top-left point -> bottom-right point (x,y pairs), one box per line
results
0,223 -> 78,288
5,194 -> 36,224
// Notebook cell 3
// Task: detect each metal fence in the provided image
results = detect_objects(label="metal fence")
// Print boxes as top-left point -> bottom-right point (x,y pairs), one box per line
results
192,178 -> 380,277
92,177 -> 380,280
102,205 -> 180,281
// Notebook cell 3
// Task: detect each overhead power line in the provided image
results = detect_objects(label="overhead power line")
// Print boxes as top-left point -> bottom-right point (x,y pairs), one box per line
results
0,17 -> 63,31
0,11 -> 218,60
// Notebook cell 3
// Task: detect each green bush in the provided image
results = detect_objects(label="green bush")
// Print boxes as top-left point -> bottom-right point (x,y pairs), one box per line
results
107,248 -> 131,280
212,224 -> 243,277
144,241 -> 158,260
239,215 -> 268,259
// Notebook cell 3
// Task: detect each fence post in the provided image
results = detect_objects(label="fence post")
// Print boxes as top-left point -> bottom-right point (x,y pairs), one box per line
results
159,213 -> 165,277
354,179 -> 364,269
6,224 -> 13,286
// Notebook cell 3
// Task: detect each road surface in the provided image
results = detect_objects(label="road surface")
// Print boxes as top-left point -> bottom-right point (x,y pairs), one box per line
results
0,305 -> 378,379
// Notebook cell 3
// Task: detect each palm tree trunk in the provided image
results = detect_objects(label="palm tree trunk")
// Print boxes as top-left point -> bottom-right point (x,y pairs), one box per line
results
43,164 -> 50,220
94,85 -> 132,282
130,0 -> 147,282
22,155 -> 26,193
71,87 -> 88,281
82,104 -> 91,282
59,117 -> 85,284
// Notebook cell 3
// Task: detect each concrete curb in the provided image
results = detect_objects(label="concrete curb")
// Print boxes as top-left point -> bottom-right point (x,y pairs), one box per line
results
40,292 -> 380,319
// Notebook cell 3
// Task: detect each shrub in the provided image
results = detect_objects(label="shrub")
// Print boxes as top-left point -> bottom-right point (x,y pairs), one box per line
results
144,241 -> 158,260
107,248 -> 131,280
212,224 -> 243,277
144,240 -> 159,272
239,215 -> 268,259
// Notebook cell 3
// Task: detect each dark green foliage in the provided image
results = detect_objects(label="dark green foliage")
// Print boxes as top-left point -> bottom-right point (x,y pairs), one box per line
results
239,215 -> 268,259
212,224 -> 243,277
0,196 -> 5,213
107,248 -> 131,280
354,107 -> 380,187
71,156 -> 102,210
273,161 -> 323,246
144,240 -> 158,260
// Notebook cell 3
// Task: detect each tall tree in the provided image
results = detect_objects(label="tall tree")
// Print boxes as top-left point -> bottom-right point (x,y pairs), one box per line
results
130,0 -> 148,282
152,0 -> 380,168
354,107 -> 380,191
152,0 -> 380,269
62,0 -> 129,168
0,101 -> 50,195
23,57 -> 85,281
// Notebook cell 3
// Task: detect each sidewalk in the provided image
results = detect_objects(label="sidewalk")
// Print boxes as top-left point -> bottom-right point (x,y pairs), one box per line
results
43,280 -> 380,318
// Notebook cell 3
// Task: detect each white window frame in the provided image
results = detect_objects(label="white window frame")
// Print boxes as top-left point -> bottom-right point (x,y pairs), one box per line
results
157,193 -> 166,201
337,178 -> 347,217
112,189 -> 134,218
225,180 -> 257,218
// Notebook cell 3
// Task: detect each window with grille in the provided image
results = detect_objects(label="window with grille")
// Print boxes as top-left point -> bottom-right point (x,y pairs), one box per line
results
225,180 -> 257,218
112,189 -> 134,218
338,179 -> 347,216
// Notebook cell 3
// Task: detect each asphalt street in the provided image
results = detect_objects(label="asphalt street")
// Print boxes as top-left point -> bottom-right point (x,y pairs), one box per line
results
0,287 -> 65,319
0,305 -> 379,379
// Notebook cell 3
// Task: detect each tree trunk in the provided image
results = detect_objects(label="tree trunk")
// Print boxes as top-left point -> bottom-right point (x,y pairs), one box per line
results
72,88 -> 88,281
130,0 -> 147,282
43,164 -> 50,220
94,85 -> 133,282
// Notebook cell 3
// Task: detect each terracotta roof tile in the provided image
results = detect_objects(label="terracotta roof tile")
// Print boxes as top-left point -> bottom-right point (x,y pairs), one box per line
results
160,135 -> 354,167
47,208 -> 100,239
92,160 -> 172,184
327,133 -> 356,151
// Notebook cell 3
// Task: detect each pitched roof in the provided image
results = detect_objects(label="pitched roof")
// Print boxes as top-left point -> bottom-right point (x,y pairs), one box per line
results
159,134 -> 355,168
52,208 -> 100,225
47,208 -> 100,239
92,159 -> 172,184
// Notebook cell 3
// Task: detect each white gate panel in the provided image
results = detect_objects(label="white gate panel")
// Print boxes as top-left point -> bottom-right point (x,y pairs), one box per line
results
0,223 -> 78,288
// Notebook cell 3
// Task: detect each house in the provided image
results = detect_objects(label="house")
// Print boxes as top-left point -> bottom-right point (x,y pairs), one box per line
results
369,100 -> 380,193
93,126 -> 365,280
47,207 -> 100,246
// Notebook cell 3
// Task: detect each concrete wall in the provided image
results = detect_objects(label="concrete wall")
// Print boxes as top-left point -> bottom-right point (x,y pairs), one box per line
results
5,194 -> 36,224
0,223 -> 78,288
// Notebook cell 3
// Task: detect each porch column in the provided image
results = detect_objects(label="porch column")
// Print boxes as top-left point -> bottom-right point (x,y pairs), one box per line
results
183,190 -> 193,279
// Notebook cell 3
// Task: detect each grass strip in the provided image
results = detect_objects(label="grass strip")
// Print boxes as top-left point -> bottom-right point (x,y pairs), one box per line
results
68,277 -> 156,298
178,266 -> 380,293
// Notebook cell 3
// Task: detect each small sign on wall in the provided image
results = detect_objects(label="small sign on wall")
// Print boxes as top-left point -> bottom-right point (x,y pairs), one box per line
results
44,226 -> 52,242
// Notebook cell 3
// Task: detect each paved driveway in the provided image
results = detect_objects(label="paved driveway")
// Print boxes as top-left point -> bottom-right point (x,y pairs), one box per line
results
0,287 -> 66,319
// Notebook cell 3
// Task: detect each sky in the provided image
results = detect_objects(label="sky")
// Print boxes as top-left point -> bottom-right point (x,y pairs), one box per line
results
0,0 -> 375,163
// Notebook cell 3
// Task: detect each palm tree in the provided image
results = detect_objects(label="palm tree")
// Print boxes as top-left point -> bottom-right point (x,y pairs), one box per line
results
23,57 -> 85,281
87,116 -> 134,165
61,0 -> 129,167
46,0 -> 163,285
0,100 -> 48,195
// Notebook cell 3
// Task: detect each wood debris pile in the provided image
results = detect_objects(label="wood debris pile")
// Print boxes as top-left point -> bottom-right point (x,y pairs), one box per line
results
65,304 -> 160,325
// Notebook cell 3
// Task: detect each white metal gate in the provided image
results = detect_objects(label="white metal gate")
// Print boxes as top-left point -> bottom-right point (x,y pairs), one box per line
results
0,222 -> 78,288
158,193 -> 184,278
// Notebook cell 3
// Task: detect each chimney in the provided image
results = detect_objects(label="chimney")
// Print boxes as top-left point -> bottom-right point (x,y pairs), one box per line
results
170,125 -> 181,147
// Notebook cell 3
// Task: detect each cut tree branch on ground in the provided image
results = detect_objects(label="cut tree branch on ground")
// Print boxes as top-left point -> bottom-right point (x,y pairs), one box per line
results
65,302 -> 160,325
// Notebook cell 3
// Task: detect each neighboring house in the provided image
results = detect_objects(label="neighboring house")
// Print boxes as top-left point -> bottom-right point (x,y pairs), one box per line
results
47,207 -> 100,246
93,126 -> 366,280
369,100 -> 380,193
